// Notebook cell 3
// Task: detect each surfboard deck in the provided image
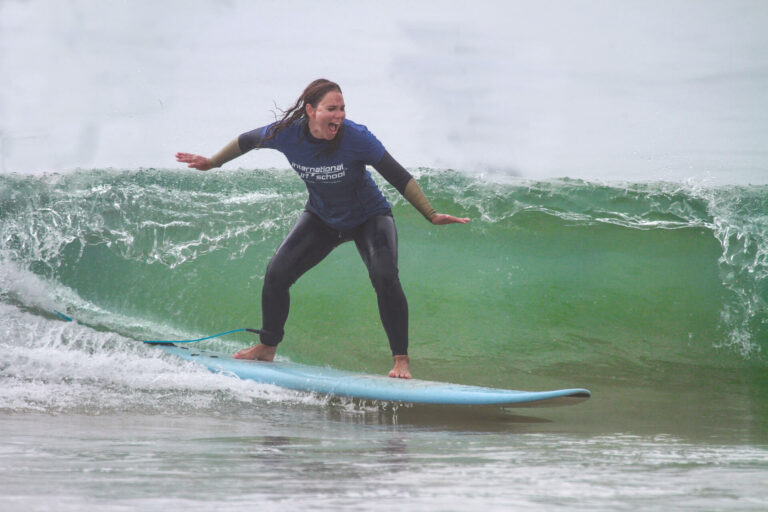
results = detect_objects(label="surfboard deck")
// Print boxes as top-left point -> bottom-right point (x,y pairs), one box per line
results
155,344 -> 591,407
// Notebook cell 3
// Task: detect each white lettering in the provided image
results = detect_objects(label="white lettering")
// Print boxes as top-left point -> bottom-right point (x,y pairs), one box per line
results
291,161 -> 346,183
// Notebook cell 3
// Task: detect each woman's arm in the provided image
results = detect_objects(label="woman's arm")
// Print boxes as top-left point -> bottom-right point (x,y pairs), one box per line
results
175,127 -> 267,171
373,152 -> 469,225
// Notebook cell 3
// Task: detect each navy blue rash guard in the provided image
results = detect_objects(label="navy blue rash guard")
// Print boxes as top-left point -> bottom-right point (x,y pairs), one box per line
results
238,119 -> 412,231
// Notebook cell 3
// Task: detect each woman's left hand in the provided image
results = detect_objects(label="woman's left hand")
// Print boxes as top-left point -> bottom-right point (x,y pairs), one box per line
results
431,213 -> 470,225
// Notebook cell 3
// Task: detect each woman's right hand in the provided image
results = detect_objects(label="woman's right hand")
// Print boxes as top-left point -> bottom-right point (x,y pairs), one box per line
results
176,152 -> 213,171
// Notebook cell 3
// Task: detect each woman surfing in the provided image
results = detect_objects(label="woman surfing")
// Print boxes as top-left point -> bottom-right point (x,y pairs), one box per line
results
177,79 -> 469,378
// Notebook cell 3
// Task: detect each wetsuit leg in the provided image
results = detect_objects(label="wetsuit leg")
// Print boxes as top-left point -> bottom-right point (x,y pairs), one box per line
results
353,215 -> 409,356
260,212 -> 338,346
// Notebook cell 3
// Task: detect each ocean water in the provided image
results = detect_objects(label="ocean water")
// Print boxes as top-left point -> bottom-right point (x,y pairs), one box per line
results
2,1 -> 768,511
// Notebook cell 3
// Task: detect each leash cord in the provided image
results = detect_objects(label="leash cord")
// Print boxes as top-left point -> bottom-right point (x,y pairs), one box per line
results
143,328 -> 262,345
54,310 -> 260,345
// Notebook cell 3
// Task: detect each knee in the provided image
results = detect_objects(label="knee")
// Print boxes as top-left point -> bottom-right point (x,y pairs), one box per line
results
263,259 -> 295,292
369,266 -> 400,293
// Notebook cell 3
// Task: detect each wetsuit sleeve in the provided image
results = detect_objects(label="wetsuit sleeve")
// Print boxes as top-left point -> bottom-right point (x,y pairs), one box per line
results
208,125 -> 272,168
373,151 -> 411,193
208,138 -> 242,168
373,152 -> 437,222
238,125 -> 270,152
402,179 -> 437,221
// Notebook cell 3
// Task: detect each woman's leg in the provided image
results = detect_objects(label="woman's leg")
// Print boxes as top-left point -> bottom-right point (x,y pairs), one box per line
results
353,215 -> 409,358
255,212 -> 338,349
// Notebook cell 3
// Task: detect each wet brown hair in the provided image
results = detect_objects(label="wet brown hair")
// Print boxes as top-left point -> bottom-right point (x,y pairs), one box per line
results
262,79 -> 344,151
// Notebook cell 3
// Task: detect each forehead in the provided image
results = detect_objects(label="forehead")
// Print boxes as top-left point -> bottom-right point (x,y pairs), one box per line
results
318,90 -> 344,107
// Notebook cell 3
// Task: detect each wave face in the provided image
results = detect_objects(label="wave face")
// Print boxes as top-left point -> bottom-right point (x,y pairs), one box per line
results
1,169 -> 766,413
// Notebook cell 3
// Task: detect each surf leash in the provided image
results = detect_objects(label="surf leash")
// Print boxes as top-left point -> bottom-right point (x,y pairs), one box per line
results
54,310 -> 74,322
52,308 -> 261,345
143,328 -> 263,345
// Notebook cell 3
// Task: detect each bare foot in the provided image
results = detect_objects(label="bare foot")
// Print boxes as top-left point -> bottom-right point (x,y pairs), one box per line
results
389,355 -> 411,379
234,343 -> 277,361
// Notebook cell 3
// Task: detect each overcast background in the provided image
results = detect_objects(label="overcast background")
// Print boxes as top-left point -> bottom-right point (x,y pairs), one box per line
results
1,0 -> 766,184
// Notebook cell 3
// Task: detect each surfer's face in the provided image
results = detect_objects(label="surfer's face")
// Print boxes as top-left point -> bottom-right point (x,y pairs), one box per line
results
306,90 -> 345,140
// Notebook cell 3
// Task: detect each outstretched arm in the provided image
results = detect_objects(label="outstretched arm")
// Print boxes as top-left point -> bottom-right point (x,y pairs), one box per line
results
373,152 -> 469,225
176,126 -> 268,171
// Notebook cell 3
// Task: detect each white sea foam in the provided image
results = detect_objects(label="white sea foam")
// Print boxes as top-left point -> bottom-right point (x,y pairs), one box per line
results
0,303 -> 331,414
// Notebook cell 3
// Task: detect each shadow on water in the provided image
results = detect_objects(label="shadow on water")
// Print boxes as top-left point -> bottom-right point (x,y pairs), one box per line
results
301,397 -> 579,434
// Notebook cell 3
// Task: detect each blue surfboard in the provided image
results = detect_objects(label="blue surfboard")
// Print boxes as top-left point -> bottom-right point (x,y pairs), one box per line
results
156,344 -> 591,407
